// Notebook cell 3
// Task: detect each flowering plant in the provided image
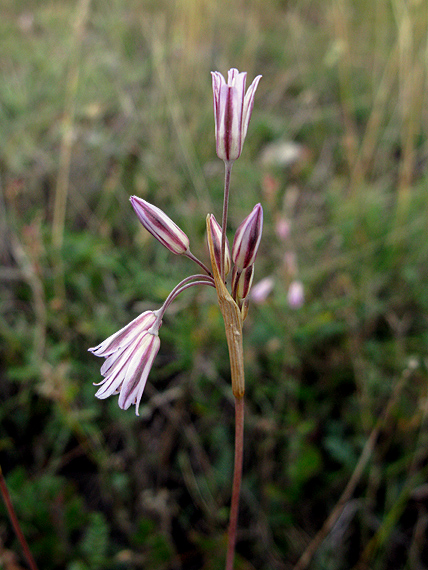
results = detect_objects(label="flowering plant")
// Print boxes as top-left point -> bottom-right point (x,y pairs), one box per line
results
89,68 -> 261,569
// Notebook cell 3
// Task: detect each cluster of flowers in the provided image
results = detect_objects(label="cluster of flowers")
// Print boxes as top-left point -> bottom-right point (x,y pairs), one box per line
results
90,68 -> 262,415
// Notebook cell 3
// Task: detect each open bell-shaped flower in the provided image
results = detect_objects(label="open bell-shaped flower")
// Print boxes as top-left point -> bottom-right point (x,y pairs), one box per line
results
89,310 -> 161,415
211,68 -> 262,163
130,196 -> 190,255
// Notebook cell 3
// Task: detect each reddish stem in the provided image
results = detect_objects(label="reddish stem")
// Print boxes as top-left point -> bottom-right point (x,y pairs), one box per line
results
225,396 -> 244,570
0,466 -> 39,570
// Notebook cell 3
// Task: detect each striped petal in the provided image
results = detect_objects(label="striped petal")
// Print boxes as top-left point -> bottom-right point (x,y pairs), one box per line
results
232,204 -> 263,270
211,68 -> 261,163
130,196 -> 189,255
89,311 -> 156,357
118,334 -> 160,415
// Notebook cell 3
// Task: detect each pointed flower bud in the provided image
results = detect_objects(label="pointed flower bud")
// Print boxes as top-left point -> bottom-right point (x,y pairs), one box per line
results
211,68 -> 262,163
232,203 -> 263,270
207,214 -> 231,276
232,264 -> 254,304
89,310 -> 161,415
130,196 -> 190,255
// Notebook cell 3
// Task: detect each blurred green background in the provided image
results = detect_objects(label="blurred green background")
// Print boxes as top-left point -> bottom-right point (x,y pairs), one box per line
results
1,0 -> 428,568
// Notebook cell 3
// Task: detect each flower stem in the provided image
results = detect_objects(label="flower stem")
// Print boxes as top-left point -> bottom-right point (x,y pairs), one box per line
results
151,274 -> 215,331
225,396 -> 244,570
0,465 -> 39,570
221,161 -> 233,282
185,249 -> 212,276
206,214 -> 246,570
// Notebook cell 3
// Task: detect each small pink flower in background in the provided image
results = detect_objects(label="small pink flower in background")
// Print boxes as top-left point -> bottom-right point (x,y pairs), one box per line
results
232,203 -> 263,270
211,68 -> 262,163
250,276 -> 274,304
130,196 -> 190,255
275,217 -> 290,241
287,280 -> 304,309
261,173 -> 279,204
89,310 -> 161,415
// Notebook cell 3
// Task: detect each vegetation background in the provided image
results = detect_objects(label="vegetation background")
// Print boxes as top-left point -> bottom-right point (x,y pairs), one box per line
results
1,0 -> 428,568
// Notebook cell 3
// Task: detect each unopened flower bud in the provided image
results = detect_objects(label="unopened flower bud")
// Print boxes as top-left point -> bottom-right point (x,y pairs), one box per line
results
241,298 -> 250,321
207,214 -> 231,276
232,264 -> 254,304
130,196 -> 190,255
232,203 -> 263,270
211,68 -> 262,163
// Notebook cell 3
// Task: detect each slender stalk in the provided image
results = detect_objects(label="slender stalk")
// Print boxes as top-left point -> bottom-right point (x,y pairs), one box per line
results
0,466 -> 39,570
206,216 -> 246,569
225,396 -> 244,570
150,274 -> 215,331
220,162 -> 233,282
185,249 -> 213,276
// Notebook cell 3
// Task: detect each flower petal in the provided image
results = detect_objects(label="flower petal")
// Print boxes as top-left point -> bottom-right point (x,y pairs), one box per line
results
89,311 -> 156,357
118,334 -> 160,415
207,214 -> 231,276
242,75 -> 262,140
211,68 -> 261,163
232,203 -> 263,270
130,196 -> 190,255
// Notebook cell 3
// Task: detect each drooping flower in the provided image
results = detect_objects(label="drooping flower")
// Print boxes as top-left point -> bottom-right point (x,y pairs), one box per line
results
211,68 -> 262,163
130,196 -> 190,255
232,203 -> 263,270
89,310 -> 161,415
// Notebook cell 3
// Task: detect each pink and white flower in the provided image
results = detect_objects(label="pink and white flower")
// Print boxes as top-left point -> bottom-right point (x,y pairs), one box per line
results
232,203 -> 263,270
130,196 -> 190,255
211,68 -> 262,163
250,276 -> 274,304
89,310 -> 161,415
287,280 -> 304,309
